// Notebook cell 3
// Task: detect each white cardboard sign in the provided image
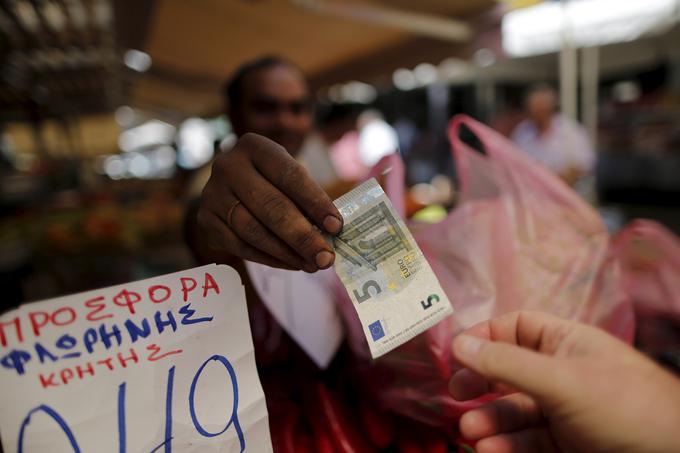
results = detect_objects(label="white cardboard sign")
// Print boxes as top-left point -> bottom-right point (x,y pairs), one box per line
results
0,264 -> 272,453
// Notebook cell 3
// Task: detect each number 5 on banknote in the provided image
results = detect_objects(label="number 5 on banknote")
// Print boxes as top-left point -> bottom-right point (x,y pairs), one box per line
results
332,178 -> 454,358
352,280 -> 381,303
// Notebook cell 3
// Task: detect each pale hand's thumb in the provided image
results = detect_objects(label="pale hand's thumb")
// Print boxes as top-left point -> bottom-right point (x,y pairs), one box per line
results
453,335 -> 563,402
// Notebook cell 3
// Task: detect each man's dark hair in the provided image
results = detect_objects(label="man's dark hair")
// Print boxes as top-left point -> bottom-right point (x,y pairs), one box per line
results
223,55 -> 301,111
525,82 -> 558,102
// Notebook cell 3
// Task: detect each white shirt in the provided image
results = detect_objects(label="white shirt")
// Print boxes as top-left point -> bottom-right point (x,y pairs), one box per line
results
358,119 -> 398,166
296,133 -> 339,187
511,114 -> 595,175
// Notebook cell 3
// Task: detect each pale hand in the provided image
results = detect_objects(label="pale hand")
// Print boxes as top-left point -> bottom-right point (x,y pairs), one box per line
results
450,311 -> 680,453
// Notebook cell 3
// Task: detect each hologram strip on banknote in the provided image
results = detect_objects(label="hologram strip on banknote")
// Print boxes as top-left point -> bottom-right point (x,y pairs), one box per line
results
332,178 -> 453,358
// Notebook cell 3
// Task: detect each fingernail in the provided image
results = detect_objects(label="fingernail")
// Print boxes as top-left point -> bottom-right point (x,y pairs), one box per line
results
323,215 -> 343,234
454,335 -> 484,359
315,250 -> 334,269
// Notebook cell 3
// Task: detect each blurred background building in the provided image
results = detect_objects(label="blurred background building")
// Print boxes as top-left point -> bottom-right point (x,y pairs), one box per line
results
1,0 -> 680,306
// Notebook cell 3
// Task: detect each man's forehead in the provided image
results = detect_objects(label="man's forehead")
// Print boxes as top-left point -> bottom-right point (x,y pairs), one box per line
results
528,90 -> 556,104
242,65 -> 309,100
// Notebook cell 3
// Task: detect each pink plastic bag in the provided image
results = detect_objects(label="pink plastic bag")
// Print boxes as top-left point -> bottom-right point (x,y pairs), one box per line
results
336,115 -> 635,427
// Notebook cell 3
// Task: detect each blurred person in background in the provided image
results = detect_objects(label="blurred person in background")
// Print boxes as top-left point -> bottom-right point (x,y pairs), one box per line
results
357,109 -> 399,169
326,108 -> 400,184
511,84 -> 595,186
298,103 -> 361,189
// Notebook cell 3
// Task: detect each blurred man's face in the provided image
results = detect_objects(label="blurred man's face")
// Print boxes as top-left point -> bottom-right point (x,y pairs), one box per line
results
231,65 -> 312,156
526,90 -> 556,125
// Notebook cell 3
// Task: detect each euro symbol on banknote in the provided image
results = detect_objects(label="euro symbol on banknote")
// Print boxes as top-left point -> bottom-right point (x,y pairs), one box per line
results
332,178 -> 453,358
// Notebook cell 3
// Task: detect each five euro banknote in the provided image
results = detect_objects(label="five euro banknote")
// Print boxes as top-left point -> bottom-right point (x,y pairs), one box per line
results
332,178 -> 453,358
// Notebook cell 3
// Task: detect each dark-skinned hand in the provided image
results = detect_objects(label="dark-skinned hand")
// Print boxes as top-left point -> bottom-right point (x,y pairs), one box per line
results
196,133 -> 343,272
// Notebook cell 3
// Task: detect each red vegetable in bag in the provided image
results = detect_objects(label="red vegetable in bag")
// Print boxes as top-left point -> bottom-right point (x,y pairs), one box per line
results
313,382 -> 376,453
359,400 -> 395,449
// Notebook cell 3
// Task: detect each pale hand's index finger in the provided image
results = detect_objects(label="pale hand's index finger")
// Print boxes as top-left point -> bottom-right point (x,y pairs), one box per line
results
458,311 -> 578,355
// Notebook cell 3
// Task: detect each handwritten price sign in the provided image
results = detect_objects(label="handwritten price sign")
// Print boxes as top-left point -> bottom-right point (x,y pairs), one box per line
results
0,265 -> 272,452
